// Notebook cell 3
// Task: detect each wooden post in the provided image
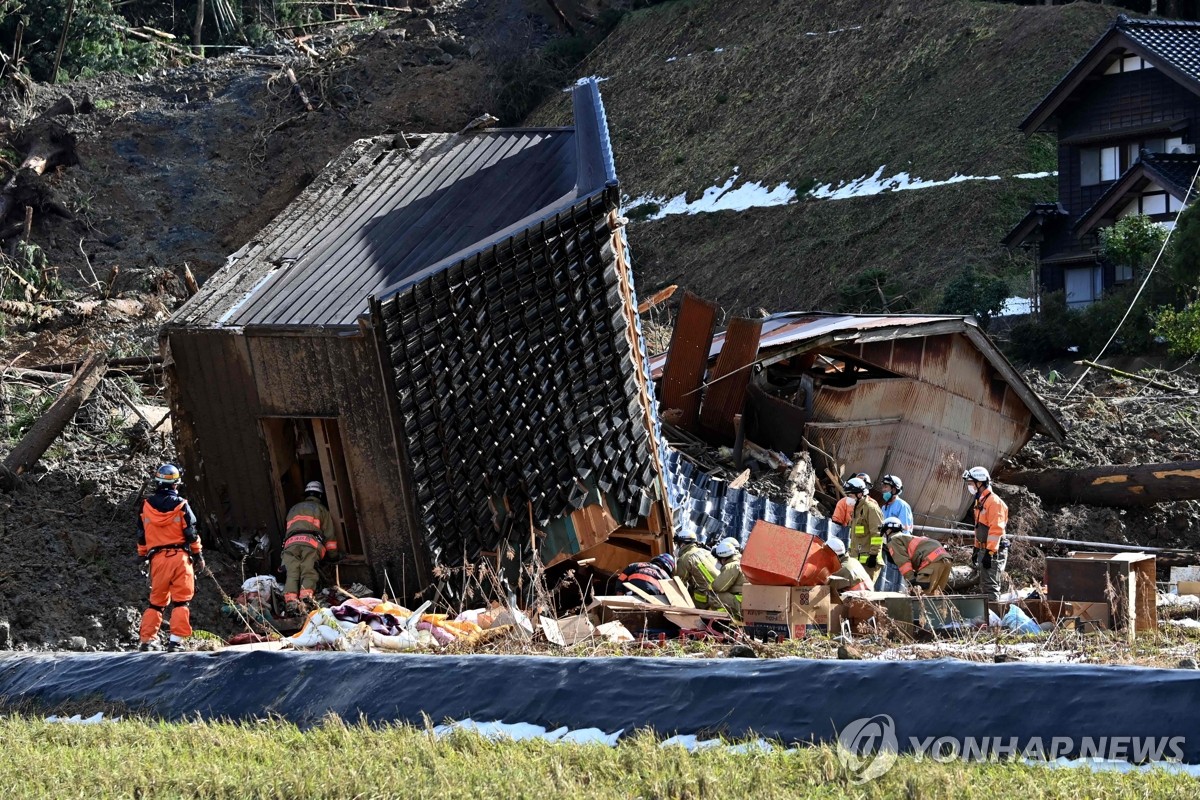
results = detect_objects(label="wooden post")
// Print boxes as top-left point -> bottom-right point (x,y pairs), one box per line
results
193,0 -> 206,56
51,0 -> 77,83
1001,461 -> 1200,507
1,352 -> 106,488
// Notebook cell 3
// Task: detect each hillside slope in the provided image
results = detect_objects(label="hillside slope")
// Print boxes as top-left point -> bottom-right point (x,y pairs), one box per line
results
534,0 -> 1115,312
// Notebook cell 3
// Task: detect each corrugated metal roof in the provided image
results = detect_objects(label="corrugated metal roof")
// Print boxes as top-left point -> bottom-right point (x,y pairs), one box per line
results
170,80 -> 615,331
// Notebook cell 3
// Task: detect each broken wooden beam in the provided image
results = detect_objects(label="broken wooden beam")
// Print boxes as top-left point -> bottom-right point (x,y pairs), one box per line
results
1001,461 -> 1200,507
1,352 -> 106,487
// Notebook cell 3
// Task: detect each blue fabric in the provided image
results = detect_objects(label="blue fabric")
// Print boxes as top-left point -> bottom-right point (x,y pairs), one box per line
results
1,652 -> 1198,764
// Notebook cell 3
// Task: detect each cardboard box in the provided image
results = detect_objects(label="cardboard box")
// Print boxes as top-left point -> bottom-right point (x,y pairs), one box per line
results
741,521 -> 840,586
1046,552 -> 1156,636
1178,581 -> 1200,597
743,584 -> 832,639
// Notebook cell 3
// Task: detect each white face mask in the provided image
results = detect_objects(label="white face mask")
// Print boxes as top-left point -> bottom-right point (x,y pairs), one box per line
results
967,484 -> 978,496
846,497 -> 858,507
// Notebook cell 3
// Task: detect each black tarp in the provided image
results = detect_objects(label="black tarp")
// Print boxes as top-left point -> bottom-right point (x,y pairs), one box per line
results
1,652 -> 1198,762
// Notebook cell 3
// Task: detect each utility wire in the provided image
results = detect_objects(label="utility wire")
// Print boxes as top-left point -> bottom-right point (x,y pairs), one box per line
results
1065,159 -> 1200,399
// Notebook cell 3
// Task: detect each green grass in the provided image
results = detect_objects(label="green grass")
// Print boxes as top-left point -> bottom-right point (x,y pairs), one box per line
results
0,716 -> 1194,799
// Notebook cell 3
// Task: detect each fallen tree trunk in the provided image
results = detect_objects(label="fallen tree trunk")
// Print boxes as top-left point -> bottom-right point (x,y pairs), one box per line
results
0,95 -> 88,224
1000,461 -> 1200,507
1,352 -> 106,488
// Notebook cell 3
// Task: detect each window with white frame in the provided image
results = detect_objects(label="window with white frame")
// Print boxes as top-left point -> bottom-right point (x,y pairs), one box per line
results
1104,53 -> 1152,74
1081,146 -> 1120,185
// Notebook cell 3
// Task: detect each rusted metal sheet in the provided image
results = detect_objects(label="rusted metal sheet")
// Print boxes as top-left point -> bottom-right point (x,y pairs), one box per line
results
809,377 -> 1031,523
699,316 -> 762,441
659,292 -> 718,432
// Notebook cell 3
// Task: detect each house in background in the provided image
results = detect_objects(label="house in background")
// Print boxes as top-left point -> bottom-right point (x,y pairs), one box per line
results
1006,15 -> 1200,308
163,80 -> 671,594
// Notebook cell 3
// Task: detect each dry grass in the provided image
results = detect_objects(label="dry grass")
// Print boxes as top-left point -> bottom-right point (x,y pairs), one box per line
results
1,716 -> 1196,799
531,0 -> 1115,313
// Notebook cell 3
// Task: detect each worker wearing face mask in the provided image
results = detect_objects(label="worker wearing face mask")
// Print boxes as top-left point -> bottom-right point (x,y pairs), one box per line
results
963,466 -> 1009,601
842,476 -> 884,584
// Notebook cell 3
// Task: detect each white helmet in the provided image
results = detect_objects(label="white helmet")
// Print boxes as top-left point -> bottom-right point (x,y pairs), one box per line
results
880,516 -> 905,537
842,476 -> 868,494
825,536 -> 847,556
673,529 -> 699,544
962,466 -> 990,483
881,474 -> 903,493
713,537 -> 740,558
304,480 -> 325,496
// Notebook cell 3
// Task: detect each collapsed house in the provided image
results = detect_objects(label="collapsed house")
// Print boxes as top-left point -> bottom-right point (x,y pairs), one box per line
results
652,299 -> 1067,539
161,80 -> 672,593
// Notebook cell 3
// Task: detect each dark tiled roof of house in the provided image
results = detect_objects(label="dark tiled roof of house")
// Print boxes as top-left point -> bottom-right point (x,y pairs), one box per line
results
1072,151 -> 1200,236
1021,16 -> 1200,133
1119,16 -> 1200,87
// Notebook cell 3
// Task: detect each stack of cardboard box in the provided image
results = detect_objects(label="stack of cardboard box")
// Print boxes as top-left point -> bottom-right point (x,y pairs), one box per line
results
738,521 -> 839,640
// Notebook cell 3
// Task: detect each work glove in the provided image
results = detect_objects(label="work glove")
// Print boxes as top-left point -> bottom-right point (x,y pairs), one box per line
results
971,547 -> 982,568
192,555 -> 207,573
865,554 -> 878,570
981,551 -> 993,570
323,550 -> 344,564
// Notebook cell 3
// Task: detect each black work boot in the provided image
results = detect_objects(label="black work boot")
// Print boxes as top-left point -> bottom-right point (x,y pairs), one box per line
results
139,640 -> 161,652
165,640 -> 182,653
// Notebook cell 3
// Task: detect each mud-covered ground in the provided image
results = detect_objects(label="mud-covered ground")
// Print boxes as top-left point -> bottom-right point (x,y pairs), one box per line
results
998,364 -> 1200,552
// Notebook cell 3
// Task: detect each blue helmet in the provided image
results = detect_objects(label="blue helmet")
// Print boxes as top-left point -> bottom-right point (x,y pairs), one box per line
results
155,464 -> 181,485
652,553 -> 676,573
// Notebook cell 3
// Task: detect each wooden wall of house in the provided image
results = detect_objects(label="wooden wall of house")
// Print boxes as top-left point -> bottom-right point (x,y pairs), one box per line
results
1057,68 -> 1200,219
165,328 -> 428,593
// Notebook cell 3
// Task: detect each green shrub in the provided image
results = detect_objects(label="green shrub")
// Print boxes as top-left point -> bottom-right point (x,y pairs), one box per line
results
1153,300 -> 1200,358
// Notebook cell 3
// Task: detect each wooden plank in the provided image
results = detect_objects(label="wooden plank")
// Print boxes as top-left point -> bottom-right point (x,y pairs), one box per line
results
592,596 -> 730,619
623,582 -> 668,606
670,576 -> 697,609
659,292 -> 717,431
699,316 -> 762,440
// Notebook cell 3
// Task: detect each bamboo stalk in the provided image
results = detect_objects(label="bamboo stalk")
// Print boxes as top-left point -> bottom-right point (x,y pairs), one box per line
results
1073,359 -> 1193,393
51,0 -> 77,83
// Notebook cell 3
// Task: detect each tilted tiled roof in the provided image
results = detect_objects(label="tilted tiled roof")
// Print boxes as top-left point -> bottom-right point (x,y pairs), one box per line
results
1119,16 -> 1200,88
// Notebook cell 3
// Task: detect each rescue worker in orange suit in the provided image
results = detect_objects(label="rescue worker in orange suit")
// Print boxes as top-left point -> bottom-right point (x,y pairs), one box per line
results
282,481 -> 341,615
843,476 -> 884,584
826,535 -> 872,595
138,464 -> 203,652
964,466 -> 1009,601
880,516 -> 952,595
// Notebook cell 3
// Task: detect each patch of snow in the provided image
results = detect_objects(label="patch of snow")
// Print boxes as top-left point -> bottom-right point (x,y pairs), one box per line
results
999,297 -> 1034,317
665,56 -> 677,62
563,75 -> 610,92
46,712 -> 117,724
1036,758 -> 1200,778
432,719 -> 623,745
812,166 -> 1055,201
1068,346 -> 1080,353
627,169 -> 797,220
713,47 -> 725,53
625,166 -> 1060,221
1011,171 -> 1057,179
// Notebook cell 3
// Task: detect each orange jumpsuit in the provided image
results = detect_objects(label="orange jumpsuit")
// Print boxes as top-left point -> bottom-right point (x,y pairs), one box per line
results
138,488 -> 201,644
